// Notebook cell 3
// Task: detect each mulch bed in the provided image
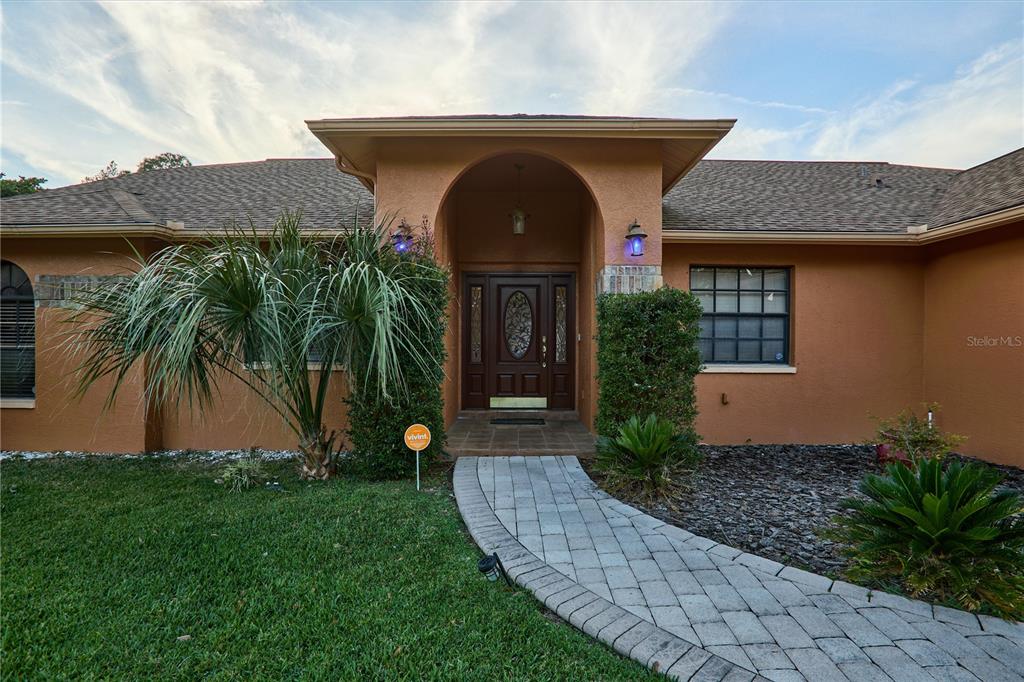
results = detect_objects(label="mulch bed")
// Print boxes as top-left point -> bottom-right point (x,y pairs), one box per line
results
585,445 -> 1024,577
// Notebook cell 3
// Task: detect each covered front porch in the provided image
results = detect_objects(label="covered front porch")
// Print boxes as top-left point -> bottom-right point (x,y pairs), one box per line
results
305,116 -> 735,433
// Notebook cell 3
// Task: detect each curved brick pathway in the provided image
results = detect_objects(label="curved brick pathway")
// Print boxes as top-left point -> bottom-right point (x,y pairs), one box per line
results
454,456 -> 1024,681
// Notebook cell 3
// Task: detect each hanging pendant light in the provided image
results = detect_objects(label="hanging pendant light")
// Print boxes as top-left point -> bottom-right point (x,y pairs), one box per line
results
509,163 -> 529,236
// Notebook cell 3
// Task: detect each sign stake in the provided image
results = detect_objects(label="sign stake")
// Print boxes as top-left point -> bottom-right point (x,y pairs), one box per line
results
403,423 -> 431,492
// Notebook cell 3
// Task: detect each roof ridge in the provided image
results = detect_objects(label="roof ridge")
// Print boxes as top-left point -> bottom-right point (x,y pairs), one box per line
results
951,146 -> 1024,177
108,188 -> 160,224
700,158 -> 962,171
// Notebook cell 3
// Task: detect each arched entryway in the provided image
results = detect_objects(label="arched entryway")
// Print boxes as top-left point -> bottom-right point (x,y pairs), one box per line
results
436,153 -> 601,418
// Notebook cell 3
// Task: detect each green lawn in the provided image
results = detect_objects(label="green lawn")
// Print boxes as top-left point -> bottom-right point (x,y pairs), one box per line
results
1,457 -> 652,680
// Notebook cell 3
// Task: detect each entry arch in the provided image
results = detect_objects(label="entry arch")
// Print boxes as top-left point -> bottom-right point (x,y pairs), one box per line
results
436,150 -> 603,417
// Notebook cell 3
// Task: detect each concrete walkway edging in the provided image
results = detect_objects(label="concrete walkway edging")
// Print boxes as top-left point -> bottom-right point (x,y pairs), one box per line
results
454,457 -> 763,681
455,455 -> 1024,682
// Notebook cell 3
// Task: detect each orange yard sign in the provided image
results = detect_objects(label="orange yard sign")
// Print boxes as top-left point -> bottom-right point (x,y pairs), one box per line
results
404,424 -> 431,452
405,424 -> 431,491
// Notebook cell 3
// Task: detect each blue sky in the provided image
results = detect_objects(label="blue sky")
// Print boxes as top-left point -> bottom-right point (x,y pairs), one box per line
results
2,1 -> 1021,188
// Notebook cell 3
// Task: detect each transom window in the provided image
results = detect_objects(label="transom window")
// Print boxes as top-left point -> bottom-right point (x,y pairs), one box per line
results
1,260 -> 36,399
690,266 -> 790,364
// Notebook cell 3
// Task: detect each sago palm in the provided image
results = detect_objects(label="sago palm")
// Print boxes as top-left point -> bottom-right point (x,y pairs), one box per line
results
595,414 -> 700,498
833,457 -> 1024,618
65,213 -> 444,479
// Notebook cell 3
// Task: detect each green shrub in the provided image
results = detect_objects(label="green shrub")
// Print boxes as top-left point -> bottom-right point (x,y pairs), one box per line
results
595,286 -> 702,440
344,242 -> 450,480
832,457 -> 1024,618
595,414 -> 701,499
220,451 -> 267,492
873,403 -> 966,463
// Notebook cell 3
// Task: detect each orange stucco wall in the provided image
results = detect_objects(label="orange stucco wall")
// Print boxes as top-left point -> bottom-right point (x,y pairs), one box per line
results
0,238 -> 349,453
159,371 -> 348,452
663,229 -> 1023,467
375,137 -> 663,269
922,223 -> 1024,465
0,238 -> 155,452
664,243 -> 927,447
2,139 -> 1020,467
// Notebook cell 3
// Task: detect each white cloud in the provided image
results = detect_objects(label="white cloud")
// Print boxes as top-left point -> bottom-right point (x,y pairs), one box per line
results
809,41 -> 1024,168
1,1 -> 731,185
711,123 -> 812,160
1,2 -> 1020,184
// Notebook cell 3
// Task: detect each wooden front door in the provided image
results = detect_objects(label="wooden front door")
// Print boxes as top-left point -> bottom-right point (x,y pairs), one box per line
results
462,273 -> 574,410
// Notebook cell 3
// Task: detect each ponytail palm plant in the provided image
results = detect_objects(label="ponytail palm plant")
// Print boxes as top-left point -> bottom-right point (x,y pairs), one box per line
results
66,213 -> 445,479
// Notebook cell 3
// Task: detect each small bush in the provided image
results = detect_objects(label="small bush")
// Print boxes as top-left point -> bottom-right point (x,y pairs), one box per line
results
595,287 -> 702,440
595,414 -> 701,500
873,403 -> 965,464
831,457 -> 1024,618
220,451 -> 267,493
344,240 -> 450,480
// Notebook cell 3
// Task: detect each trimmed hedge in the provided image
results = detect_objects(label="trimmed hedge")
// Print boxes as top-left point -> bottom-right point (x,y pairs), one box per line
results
345,251 -> 450,480
595,286 -> 703,439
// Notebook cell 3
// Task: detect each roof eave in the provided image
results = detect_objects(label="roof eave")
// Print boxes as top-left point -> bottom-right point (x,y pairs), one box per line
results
0,223 -> 352,240
305,116 -> 736,136
305,116 -> 736,194
663,203 -> 1024,246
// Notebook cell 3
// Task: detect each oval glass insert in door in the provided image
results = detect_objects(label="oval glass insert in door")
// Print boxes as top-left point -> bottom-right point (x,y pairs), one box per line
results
503,291 -> 533,359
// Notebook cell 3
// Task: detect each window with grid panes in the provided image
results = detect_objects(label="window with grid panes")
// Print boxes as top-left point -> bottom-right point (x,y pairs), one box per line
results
1,260 -> 35,398
689,266 -> 790,364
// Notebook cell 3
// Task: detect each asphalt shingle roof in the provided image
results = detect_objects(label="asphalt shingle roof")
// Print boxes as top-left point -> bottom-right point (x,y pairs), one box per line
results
927,148 -> 1024,228
3,149 -> 1021,235
663,160 -> 959,233
0,158 -> 373,230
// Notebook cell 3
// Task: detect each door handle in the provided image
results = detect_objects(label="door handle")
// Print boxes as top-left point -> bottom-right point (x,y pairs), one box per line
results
541,335 -> 547,367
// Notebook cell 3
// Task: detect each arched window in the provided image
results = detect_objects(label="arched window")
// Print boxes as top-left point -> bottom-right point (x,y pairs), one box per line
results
1,260 -> 35,400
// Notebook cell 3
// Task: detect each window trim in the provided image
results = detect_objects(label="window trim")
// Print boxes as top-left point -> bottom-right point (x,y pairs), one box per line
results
1,260 -> 36,401
690,264 -> 792,365
701,364 -> 796,374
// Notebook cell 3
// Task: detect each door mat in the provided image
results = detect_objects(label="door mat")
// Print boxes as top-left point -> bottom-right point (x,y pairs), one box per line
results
489,418 -> 546,426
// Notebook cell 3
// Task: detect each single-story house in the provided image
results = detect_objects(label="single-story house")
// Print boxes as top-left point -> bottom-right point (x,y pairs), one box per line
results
2,116 -> 1022,466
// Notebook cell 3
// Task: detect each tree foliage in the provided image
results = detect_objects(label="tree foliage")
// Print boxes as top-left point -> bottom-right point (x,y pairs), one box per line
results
0,173 -> 47,197
82,161 -> 130,183
345,234 -> 449,480
137,153 -> 192,173
66,213 -> 446,479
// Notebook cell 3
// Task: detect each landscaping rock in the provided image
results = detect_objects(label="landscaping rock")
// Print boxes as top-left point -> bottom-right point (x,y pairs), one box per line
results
588,444 -> 1024,578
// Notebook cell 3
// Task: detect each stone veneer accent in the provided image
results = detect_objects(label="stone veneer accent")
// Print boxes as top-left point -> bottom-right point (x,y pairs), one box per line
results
35,275 -> 125,308
596,265 -> 663,295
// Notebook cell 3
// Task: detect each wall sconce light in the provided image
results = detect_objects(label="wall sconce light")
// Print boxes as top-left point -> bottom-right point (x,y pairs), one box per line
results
477,552 -> 513,586
625,219 -> 647,257
391,219 -> 414,254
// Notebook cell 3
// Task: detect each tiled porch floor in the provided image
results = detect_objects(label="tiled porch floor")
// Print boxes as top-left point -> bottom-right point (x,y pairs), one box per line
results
446,412 -> 596,457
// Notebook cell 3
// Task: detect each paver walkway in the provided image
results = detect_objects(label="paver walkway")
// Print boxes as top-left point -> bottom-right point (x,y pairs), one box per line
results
454,455 -> 1024,681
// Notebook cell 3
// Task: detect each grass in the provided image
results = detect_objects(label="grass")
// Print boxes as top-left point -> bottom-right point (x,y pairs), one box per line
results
1,457 -> 653,680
